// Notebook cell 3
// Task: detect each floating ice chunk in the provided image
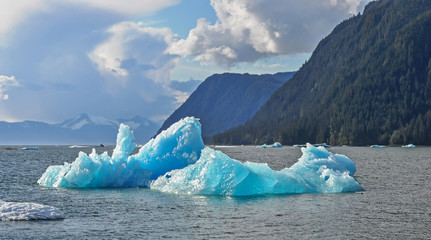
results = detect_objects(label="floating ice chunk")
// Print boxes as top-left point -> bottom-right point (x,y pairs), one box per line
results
38,117 -> 363,196
0,200 -> 64,221
69,145 -> 88,149
257,142 -> 282,148
38,117 -> 204,188
370,145 -> 386,148
402,144 -> 415,148
151,143 -> 363,196
22,147 -> 39,150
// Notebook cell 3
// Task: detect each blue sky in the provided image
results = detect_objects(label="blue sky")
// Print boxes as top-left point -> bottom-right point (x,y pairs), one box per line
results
0,0 -> 370,123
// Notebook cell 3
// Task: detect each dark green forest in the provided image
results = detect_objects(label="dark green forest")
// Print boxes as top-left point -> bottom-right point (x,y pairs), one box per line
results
213,0 -> 431,146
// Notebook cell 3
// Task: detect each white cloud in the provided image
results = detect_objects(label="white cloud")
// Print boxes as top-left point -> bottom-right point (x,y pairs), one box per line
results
0,0 -> 180,45
330,0 -> 366,14
0,75 -> 20,101
88,21 -> 188,104
0,0 -> 47,44
0,0 -> 373,122
168,0 -> 371,68
89,22 -> 176,83
65,0 -> 181,15
0,4 -> 187,122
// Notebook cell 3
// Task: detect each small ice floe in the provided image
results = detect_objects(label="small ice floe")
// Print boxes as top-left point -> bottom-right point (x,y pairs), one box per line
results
370,145 -> 386,148
0,200 -> 64,221
402,144 -> 415,148
22,147 -> 39,150
69,145 -> 88,149
257,142 -> 282,148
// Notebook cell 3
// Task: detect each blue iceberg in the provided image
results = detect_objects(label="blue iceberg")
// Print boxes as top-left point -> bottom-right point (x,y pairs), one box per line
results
38,117 -> 363,196
370,145 -> 386,148
402,144 -> 415,148
38,117 -> 204,188
151,144 -> 363,196
22,147 -> 39,150
257,142 -> 282,148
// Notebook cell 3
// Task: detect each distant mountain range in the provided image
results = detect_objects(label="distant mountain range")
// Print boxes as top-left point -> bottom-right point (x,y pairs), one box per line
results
213,0 -> 431,146
157,72 -> 295,142
0,113 -> 160,145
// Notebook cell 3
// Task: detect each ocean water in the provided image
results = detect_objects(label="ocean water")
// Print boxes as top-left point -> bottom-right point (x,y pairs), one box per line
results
1,145 -> 430,239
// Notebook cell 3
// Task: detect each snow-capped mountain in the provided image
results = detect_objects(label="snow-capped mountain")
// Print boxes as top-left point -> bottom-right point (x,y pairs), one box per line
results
0,114 -> 161,145
58,113 -> 119,130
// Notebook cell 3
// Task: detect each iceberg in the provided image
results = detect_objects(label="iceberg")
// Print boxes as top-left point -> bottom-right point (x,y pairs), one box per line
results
0,200 -> 64,221
38,117 -> 363,196
69,145 -> 88,149
402,144 -> 415,148
22,147 -> 39,150
370,145 -> 386,148
38,117 -> 204,188
151,144 -> 363,196
257,142 -> 282,148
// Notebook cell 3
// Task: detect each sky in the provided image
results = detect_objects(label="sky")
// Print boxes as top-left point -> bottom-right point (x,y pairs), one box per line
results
0,0 -> 371,123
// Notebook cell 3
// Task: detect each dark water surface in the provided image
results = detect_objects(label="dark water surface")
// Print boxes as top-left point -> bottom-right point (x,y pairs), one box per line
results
1,145 -> 430,239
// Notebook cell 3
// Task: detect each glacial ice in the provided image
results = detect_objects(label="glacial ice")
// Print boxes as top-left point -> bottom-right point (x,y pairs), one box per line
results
257,142 -> 282,148
151,143 -> 363,196
38,116 -> 363,196
0,200 -> 64,221
38,117 -> 204,188
370,145 -> 386,148
402,144 -> 415,148
22,147 -> 39,150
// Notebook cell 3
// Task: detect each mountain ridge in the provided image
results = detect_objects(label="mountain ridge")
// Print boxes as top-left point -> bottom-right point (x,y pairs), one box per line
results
213,0 -> 431,146
0,113 -> 160,145
157,72 -> 295,142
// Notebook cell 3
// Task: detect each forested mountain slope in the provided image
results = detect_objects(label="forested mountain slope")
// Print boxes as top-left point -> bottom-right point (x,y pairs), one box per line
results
213,0 -> 431,146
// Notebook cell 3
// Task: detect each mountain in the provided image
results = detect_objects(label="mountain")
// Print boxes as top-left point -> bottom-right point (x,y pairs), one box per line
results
169,80 -> 202,93
213,0 -> 431,146
0,113 -> 160,145
157,72 -> 295,142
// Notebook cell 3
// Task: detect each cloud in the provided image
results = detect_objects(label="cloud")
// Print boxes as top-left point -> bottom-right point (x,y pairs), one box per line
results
0,0 -> 180,45
0,75 -> 20,100
88,21 -> 187,103
168,0 -> 371,68
330,0 -> 367,14
66,0 -> 181,15
0,0 -> 373,123
0,0 -> 48,45
89,22 -> 176,82
0,4 -> 186,123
